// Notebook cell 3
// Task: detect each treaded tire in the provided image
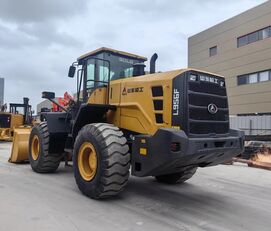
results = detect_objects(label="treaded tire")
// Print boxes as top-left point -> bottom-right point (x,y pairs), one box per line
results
155,166 -> 197,184
73,123 -> 130,199
29,122 -> 62,173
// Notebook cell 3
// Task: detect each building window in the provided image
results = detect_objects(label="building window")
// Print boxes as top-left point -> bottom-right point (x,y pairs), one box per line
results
237,26 -> 271,47
237,69 -> 271,85
248,73 -> 258,84
209,46 -> 217,57
237,36 -> 248,47
259,71 -> 269,82
248,31 -> 259,43
237,75 -> 248,85
259,27 -> 270,40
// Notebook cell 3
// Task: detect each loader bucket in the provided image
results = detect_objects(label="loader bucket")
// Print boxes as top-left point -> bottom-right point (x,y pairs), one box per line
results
9,127 -> 31,163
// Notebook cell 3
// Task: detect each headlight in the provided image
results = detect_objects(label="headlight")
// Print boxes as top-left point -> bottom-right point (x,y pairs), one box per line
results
190,74 -> 197,81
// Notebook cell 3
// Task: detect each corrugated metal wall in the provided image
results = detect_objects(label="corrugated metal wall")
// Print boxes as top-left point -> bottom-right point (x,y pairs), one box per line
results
230,115 -> 271,136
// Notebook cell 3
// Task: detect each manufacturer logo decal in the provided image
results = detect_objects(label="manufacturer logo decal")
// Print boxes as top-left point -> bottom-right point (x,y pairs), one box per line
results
122,87 -> 127,95
119,57 -> 134,64
122,87 -> 144,95
207,103 -> 218,114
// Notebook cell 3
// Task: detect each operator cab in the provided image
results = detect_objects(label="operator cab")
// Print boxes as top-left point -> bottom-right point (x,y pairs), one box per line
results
9,98 -> 32,124
69,47 -> 147,102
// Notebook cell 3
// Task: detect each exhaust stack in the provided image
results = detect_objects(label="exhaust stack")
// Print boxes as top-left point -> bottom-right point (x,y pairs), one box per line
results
150,53 -> 158,74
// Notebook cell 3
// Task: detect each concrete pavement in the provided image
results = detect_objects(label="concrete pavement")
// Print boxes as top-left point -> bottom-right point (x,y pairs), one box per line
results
1,141 -> 271,231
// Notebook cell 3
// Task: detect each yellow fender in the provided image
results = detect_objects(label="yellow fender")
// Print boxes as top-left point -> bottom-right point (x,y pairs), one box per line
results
9,127 -> 32,163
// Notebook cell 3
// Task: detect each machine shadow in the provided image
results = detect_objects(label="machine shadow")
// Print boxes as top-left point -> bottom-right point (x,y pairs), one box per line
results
53,164 -> 230,211
123,177 -> 230,210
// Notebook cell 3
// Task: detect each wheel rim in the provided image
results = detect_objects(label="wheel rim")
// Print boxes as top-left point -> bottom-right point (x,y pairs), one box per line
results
31,135 -> 40,161
78,142 -> 98,181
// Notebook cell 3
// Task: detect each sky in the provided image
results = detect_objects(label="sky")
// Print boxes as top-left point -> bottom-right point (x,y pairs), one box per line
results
0,0 -> 267,111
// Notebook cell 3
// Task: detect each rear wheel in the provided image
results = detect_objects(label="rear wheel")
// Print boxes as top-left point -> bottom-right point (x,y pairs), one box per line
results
73,123 -> 130,199
29,122 -> 62,173
155,166 -> 197,184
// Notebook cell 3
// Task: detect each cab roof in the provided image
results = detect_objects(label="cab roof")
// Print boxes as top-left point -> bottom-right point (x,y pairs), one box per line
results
77,47 -> 147,62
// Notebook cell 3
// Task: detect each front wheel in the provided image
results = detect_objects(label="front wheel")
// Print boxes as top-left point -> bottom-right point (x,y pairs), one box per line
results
73,123 -> 130,199
29,122 -> 62,173
155,166 -> 197,184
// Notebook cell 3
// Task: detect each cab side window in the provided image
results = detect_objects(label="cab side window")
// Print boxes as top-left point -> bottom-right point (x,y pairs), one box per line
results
86,59 -> 110,93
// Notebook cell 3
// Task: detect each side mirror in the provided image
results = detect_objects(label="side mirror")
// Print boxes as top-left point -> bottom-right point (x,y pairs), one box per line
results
68,66 -> 76,78
42,91 -> 55,100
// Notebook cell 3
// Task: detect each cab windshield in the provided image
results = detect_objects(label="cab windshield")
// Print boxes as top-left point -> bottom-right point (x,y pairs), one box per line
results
85,52 -> 144,91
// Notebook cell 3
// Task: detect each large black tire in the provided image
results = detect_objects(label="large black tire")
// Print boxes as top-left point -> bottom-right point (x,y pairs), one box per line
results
73,123 -> 130,199
29,122 -> 62,173
155,166 -> 197,184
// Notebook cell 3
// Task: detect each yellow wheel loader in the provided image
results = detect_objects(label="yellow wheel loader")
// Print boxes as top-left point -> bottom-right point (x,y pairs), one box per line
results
0,98 -> 32,141
1,98 -> 33,162
20,47 -> 244,199
0,113 -> 22,141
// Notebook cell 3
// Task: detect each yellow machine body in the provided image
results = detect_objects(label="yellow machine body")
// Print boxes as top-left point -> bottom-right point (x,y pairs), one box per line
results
3,98 -> 33,162
0,113 -> 24,141
89,69 -> 192,135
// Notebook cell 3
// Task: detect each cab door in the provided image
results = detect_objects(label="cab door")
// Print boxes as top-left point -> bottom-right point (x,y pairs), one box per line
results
85,58 -> 110,105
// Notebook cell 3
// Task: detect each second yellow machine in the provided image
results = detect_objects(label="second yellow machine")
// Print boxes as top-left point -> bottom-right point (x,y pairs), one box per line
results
25,47 -> 243,199
0,98 -> 32,141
